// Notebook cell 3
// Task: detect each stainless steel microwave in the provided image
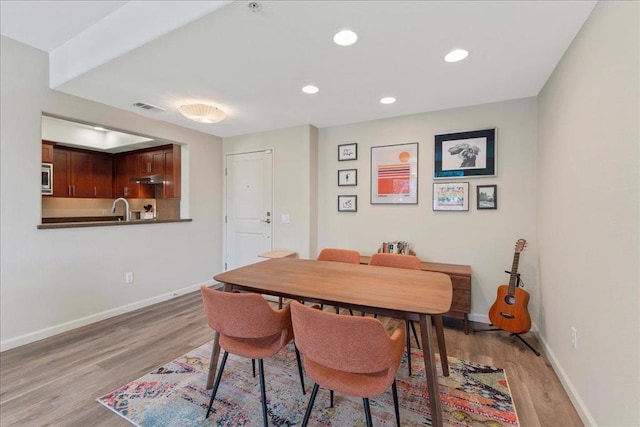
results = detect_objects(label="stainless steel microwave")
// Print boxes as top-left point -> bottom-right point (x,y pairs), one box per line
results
41,163 -> 53,195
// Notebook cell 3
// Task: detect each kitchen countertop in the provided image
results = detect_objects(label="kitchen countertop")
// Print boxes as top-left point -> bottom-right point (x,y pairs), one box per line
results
38,218 -> 192,229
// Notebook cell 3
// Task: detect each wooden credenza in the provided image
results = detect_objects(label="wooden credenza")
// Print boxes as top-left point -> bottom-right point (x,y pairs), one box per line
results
360,255 -> 472,334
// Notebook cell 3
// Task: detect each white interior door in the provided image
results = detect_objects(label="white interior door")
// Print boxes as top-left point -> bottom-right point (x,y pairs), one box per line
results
225,150 -> 273,270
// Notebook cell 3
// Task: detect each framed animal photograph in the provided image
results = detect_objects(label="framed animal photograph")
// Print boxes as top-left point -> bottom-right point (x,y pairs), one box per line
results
338,195 -> 357,212
433,182 -> 469,211
338,169 -> 357,186
477,184 -> 498,210
434,128 -> 496,179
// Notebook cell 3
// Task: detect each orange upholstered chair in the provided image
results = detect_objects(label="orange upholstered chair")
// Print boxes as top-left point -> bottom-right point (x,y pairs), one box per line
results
200,286 -> 305,426
368,253 -> 446,377
317,248 -> 360,314
291,300 -> 404,427
317,247 -> 361,264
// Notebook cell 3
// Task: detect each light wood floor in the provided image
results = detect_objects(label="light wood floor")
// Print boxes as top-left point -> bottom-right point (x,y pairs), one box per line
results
0,291 -> 583,426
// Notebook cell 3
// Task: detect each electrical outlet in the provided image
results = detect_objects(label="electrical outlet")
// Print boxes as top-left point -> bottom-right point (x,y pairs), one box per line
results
571,327 -> 577,349
125,272 -> 134,284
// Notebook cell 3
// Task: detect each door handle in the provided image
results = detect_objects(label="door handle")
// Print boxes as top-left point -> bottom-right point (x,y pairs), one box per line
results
261,218 -> 271,224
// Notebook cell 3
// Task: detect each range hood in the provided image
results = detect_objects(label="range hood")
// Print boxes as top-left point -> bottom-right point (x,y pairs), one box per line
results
130,174 -> 164,184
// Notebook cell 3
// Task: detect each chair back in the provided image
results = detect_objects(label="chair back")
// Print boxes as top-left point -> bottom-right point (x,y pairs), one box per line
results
317,248 -> 360,264
369,253 -> 421,270
290,301 -> 403,374
200,286 -> 290,339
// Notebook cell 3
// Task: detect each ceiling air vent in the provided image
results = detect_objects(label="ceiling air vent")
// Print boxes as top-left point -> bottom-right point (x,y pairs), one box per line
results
132,102 -> 165,113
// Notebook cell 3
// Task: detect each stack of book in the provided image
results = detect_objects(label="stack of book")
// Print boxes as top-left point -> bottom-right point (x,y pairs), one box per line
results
379,241 -> 412,255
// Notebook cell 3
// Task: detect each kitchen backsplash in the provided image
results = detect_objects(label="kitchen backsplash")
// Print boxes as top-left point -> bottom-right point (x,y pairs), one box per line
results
41,197 -> 168,218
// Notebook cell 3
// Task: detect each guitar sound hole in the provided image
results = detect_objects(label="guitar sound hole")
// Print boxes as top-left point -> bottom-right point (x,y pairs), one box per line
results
504,295 -> 516,305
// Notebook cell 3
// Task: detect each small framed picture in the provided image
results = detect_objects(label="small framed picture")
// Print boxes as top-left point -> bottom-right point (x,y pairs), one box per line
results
338,195 -> 357,212
477,184 -> 497,210
338,169 -> 357,186
433,182 -> 470,211
338,143 -> 357,161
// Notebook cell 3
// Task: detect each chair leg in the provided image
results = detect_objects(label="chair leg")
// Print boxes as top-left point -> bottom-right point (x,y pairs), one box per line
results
409,320 -> 421,350
252,359 -> 256,377
278,297 -> 283,309
363,398 -> 373,427
302,383 -> 320,427
206,350 -> 229,418
258,359 -> 268,427
392,380 -> 400,427
330,390 -> 334,408
294,344 -> 306,395
406,322 -> 412,377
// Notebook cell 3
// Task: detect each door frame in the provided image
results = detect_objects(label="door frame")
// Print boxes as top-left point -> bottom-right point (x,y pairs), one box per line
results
222,149 -> 275,271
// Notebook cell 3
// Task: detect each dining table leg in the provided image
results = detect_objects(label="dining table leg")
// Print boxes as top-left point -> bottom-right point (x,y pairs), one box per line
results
419,314 -> 443,427
433,315 -> 449,377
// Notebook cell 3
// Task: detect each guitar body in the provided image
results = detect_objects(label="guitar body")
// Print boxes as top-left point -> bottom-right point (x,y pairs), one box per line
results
488,285 -> 532,334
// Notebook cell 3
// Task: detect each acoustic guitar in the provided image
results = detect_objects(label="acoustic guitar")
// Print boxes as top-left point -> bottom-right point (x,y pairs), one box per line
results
488,239 -> 531,334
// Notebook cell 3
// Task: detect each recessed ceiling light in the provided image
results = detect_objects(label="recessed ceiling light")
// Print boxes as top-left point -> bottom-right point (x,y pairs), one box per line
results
444,49 -> 469,63
302,85 -> 319,94
93,126 -> 107,131
380,97 -> 396,105
333,29 -> 358,46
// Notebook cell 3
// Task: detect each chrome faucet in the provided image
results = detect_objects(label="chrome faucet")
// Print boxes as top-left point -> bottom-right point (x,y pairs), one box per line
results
111,197 -> 130,221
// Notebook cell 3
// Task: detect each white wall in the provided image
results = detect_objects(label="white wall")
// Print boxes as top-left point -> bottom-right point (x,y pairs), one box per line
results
537,1 -> 639,426
0,36 -> 224,350
223,125 -> 317,260
317,98 -> 538,324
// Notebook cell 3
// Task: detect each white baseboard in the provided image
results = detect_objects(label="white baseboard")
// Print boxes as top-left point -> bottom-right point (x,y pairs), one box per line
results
0,280 -> 217,353
533,329 -> 597,426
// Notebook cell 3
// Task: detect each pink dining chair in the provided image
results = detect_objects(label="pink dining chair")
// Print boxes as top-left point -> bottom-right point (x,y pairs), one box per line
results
200,285 -> 305,426
317,248 -> 360,314
368,252 -> 447,377
290,300 -> 404,427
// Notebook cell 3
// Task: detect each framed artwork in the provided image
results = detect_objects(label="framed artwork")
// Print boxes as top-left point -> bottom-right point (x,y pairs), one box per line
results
370,142 -> 418,204
433,182 -> 470,211
338,195 -> 357,212
338,143 -> 357,161
434,128 -> 496,179
477,184 -> 497,210
338,169 -> 357,186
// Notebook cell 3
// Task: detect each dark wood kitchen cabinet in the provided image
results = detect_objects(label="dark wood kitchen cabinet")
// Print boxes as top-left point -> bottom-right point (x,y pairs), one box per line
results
47,143 -> 180,199
52,147 -> 112,198
42,141 -> 54,163
162,145 -> 181,198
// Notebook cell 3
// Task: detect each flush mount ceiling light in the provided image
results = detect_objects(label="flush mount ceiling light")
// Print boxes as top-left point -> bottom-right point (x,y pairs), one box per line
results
380,97 -> 396,105
93,126 -> 107,131
178,104 -> 226,123
444,49 -> 469,63
333,29 -> 358,46
302,85 -> 319,94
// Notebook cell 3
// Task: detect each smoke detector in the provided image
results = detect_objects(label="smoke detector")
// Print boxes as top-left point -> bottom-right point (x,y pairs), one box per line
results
248,1 -> 261,12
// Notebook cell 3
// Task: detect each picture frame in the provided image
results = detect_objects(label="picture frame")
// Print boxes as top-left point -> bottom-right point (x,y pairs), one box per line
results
434,128 -> 496,179
338,195 -> 357,212
370,142 -> 418,204
477,184 -> 498,210
433,182 -> 470,211
338,143 -> 357,161
338,169 -> 357,186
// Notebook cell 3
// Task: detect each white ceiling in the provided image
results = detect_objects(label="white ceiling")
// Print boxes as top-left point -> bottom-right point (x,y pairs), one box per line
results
1,0 -> 597,138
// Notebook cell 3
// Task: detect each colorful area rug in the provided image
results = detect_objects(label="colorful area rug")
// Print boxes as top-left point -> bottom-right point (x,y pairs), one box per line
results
98,341 -> 519,426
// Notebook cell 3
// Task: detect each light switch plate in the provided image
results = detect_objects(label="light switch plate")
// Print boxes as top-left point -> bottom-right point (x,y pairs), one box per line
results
281,214 -> 290,223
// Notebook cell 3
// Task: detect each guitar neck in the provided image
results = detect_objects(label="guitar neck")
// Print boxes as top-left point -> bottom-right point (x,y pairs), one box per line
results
508,252 -> 521,294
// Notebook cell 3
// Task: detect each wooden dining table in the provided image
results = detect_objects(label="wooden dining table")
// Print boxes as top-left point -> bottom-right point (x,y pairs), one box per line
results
211,257 -> 453,427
